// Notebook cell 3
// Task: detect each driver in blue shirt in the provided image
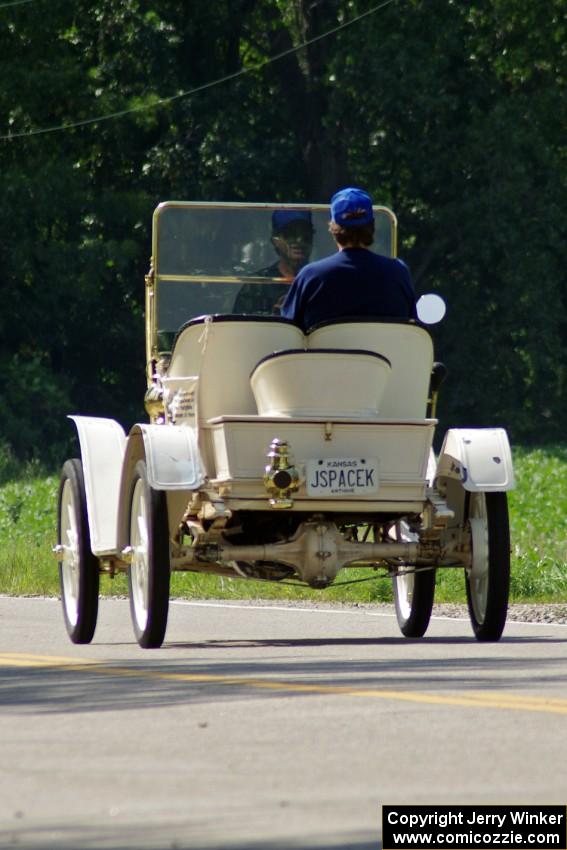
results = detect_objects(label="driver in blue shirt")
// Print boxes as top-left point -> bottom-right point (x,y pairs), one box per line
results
280,187 -> 416,331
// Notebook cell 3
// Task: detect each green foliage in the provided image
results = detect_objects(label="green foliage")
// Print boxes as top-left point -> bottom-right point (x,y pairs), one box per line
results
0,466 -> 58,595
0,441 -> 21,487
0,0 -> 565,458
1,447 -> 566,603
508,445 -> 567,599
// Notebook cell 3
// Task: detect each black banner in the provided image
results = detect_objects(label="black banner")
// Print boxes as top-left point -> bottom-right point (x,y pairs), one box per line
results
382,805 -> 567,850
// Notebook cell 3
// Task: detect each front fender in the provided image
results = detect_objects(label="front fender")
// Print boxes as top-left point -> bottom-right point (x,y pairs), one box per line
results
69,416 -> 127,555
435,427 -> 515,492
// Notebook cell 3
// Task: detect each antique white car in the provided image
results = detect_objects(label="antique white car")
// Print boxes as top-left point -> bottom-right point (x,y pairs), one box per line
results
55,201 -> 515,648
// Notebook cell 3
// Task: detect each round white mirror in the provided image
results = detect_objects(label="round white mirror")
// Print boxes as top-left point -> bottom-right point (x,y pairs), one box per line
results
416,293 -> 446,325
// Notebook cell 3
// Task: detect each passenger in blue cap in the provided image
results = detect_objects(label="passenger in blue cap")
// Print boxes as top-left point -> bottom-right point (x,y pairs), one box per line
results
234,210 -> 314,315
281,188 -> 416,331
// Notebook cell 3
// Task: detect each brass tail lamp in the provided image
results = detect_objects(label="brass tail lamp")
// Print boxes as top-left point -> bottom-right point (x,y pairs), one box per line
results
263,439 -> 301,509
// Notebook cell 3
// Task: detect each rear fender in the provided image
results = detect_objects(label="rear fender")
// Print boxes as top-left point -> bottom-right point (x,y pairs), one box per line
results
435,428 -> 515,493
68,416 -> 127,556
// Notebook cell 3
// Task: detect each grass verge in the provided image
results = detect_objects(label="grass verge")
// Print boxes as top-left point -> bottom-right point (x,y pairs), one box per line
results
1,445 -> 566,603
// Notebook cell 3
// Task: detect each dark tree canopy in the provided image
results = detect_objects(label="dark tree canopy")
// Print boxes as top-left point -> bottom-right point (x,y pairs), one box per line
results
0,0 -> 565,461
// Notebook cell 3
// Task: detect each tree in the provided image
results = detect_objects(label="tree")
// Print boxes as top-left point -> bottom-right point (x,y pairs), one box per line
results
0,0 -> 565,459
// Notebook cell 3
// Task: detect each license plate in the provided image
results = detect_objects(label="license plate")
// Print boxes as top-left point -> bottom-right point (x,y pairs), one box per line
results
306,457 -> 379,497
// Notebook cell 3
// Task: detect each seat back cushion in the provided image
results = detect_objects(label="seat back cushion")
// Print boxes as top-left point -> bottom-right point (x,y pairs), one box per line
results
169,316 -> 305,420
307,322 -> 433,418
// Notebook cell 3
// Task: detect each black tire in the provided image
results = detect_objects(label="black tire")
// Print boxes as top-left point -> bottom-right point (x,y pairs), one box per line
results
57,458 -> 99,644
465,491 -> 510,642
127,460 -> 170,648
393,568 -> 436,638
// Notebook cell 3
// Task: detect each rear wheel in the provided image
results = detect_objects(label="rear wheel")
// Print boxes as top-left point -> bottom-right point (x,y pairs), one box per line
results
391,521 -> 435,638
128,460 -> 170,648
57,459 -> 99,644
393,569 -> 436,638
465,491 -> 510,642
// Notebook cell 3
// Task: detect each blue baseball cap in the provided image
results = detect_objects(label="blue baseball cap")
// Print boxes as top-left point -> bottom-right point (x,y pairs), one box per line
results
330,187 -> 374,228
272,210 -> 313,233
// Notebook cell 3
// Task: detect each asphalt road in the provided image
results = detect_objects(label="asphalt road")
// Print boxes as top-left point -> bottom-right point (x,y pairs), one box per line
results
1,596 -> 567,850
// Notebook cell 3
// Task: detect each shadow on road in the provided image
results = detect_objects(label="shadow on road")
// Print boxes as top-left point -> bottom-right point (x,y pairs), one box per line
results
2,634 -> 567,714
0,822 -> 381,850
166,634 -> 564,649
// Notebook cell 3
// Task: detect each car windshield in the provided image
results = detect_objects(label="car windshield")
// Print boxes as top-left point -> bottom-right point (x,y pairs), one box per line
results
149,202 -> 396,356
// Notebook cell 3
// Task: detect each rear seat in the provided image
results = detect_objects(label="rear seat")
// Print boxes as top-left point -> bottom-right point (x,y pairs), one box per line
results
307,319 -> 433,419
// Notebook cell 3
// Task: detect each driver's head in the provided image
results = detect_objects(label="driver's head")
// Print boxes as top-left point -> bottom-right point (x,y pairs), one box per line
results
329,187 -> 375,248
271,210 -> 314,274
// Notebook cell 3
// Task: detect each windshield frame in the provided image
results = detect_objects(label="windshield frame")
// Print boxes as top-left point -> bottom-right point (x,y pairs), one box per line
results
146,201 -> 398,384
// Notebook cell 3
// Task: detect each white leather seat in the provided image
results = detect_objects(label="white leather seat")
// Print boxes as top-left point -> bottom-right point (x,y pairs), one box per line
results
167,316 -> 305,422
307,321 -> 433,419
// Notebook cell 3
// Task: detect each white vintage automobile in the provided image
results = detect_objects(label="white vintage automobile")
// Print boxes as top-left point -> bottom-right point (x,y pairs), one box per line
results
55,201 -> 514,648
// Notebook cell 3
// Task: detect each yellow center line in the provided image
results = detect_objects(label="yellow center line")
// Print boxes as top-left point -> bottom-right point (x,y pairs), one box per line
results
2,653 -> 567,715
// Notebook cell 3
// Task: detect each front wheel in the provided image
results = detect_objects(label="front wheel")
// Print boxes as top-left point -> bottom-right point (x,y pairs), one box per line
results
465,491 -> 510,642
128,460 -> 170,648
57,459 -> 99,644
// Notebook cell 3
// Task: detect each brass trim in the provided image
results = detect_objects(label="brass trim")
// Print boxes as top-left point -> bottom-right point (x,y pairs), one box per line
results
145,261 -> 156,386
156,274 -> 289,284
263,438 -> 301,509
